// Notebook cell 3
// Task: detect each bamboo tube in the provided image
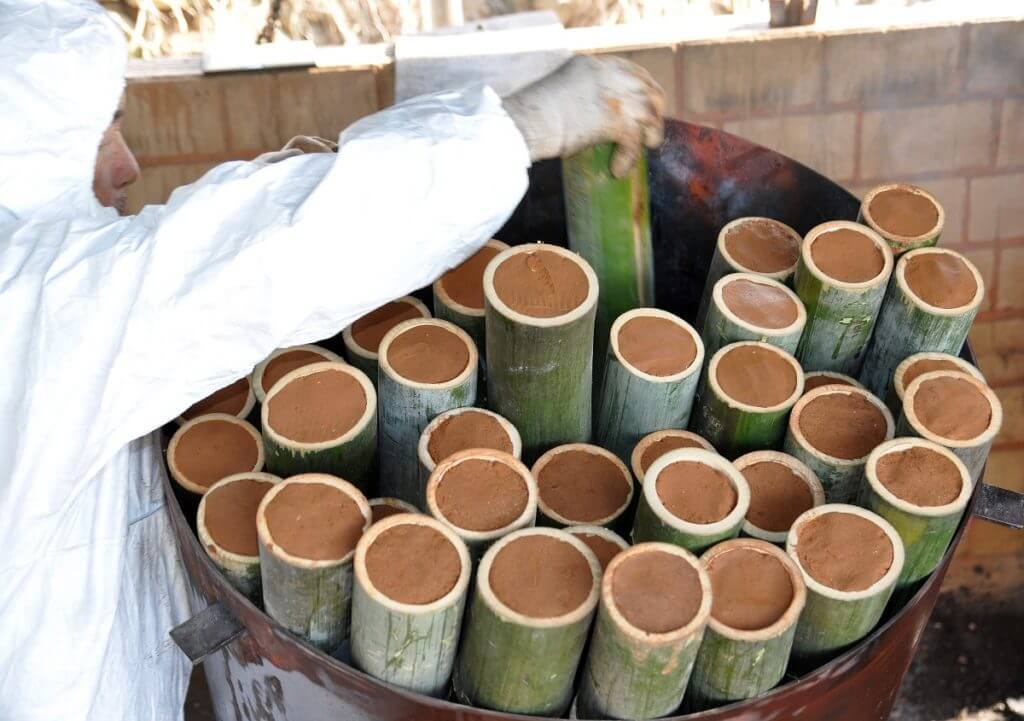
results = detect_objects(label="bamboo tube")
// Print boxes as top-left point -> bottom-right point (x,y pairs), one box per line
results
786,504 -> 905,665
859,183 -> 945,255
631,448 -> 750,553
562,143 -> 654,364
691,341 -> 805,459
261,362 -> 377,494
630,430 -> 717,487
452,527 -> 601,716
687,539 -> 807,710
377,318 -> 478,507
564,525 -> 630,571
701,273 -> 807,358
577,543 -> 713,720
350,513 -> 472,696
594,308 -> 705,463
898,370 -> 1003,484
368,497 -> 420,525
888,352 -> 985,417
425,449 -> 538,560
342,296 -> 431,382
802,371 -> 864,395
734,451 -> 826,544
784,385 -> 894,503
695,217 -> 802,331
257,474 -> 371,653
531,443 -> 634,530
793,221 -> 894,375
176,376 -> 257,426
251,344 -> 345,405
483,243 -> 599,461
861,438 -> 972,588
167,413 -> 265,496
860,247 -> 985,398
196,472 -> 281,601
432,239 -> 510,353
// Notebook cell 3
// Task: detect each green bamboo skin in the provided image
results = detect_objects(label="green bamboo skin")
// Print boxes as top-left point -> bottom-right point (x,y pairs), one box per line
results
452,528 -> 601,716
483,243 -> 599,462
630,448 -> 750,554
629,430 -> 718,488
257,475 -> 371,653
577,543 -> 713,720
860,248 -> 985,398
261,362 -> 377,494
377,319 -> 478,508
861,439 -> 971,588
786,504 -> 905,666
733,451 -> 826,545
783,385 -> 895,503
858,183 -> 945,256
341,296 -> 432,385
168,413 -> 265,497
686,539 -> 807,710
701,274 -> 807,359
532,444 -> 634,530
251,344 -> 345,406
176,375 -> 258,427
793,221 -> 894,375
691,342 -> 805,459
887,352 -> 985,418
350,514 -> 472,696
562,143 -> 654,365
432,239 -> 510,354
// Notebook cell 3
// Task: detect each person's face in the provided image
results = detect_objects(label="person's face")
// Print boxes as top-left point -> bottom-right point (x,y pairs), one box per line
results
93,100 -> 139,215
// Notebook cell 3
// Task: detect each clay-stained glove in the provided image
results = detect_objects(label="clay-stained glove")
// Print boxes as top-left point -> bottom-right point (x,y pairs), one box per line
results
254,135 -> 339,164
502,55 -> 666,178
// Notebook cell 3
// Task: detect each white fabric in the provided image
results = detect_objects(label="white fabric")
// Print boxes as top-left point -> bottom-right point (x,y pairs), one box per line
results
0,2 -> 531,719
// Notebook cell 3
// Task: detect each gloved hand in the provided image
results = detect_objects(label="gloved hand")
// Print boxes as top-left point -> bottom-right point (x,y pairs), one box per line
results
503,55 -> 665,178
254,135 -> 338,164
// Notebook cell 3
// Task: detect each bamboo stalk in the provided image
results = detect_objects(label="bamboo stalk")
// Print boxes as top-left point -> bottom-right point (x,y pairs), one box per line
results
432,239 -> 510,353
251,344 -> 345,405
564,525 -> 630,571
531,443 -> 634,530
350,513 -> 472,696
861,438 -> 972,588
577,543 -> 713,720
342,296 -> 431,383
793,221 -> 894,375
733,450 -> 826,545
261,362 -> 377,494
176,375 -> 257,426
701,273 -> 807,359
629,430 -> 717,488
167,413 -> 265,496
803,371 -> 864,395
368,497 -> 420,525
858,183 -> 945,256
860,248 -> 985,398
888,352 -> 985,418
594,309 -> 705,463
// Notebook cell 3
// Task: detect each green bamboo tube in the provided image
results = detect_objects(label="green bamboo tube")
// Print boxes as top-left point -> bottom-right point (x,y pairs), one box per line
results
783,385 -> 895,503
630,430 -> 718,488
425,448 -> 538,561
350,513 -> 472,696
483,243 -> 599,461
860,247 -> 985,398
695,217 -> 803,332
687,539 -> 807,710
167,413 -> 265,496
802,371 -> 864,395
701,273 -> 807,358
261,362 -> 377,494
562,143 -> 654,364
691,341 -> 805,459
859,183 -> 945,256
452,527 -> 601,716
899,370 -> 1003,484
564,525 -> 630,571
377,318 -> 479,508
786,504 -> 905,665
432,239 -> 510,353
175,375 -> 257,426
733,450 -> 826,545
577,543 -> 713,720
861,438 -> 972,588
594,308 -> 705,463
251,344 -> 345,405
531,443 -> 634,529
257,474 -> 371,653
793,221 -> 894,375
368,497 -> 420,525
888,352 -> 985,417
196,472 -> 282,601
341,295 -> 431,382
631,448 -> 751,553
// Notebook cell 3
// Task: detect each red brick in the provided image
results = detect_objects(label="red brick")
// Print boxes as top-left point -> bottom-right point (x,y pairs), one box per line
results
970,318 -> 1024,387
994,383 -> 1024,445
996,245 -> 1024,311
997,98 -> 1024,168
966,20 -> 1024,95
962,248 -> 995,312
969,173 -> 1024,242
724,112 -> 857,182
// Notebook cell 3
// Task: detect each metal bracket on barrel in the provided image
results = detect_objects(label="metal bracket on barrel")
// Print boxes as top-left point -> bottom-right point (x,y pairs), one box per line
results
974,483 -> 1024,530
170,601 -> 246,665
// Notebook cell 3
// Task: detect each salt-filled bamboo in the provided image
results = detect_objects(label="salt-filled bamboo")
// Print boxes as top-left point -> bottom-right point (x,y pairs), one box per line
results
342,296 -> 431,382
251,344 -> 345,405
859,183 -> 945,255
734,450 -> 826,545
167,413 -> 265,496
630,429 -> 718,487
432,239 -> 510,353
701,273 -> 806,358
565,525 -> 630,571
368,497 -> 420,525
888,352 -> 985,417
532,443 -> 634,530
802,371 -> 864,395
176,376 -> 256,426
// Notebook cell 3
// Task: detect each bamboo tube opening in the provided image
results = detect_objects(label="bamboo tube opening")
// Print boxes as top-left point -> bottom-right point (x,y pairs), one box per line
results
417,407 -> 522,475
564,525 -> 630,571
168,413 -> 265,496
718,216 -> 802,280
861,183 -> 945,246
531,443 -> 634,527
711,273 -> 807,339
432,239 -> 510,318
643,448 -> 751,537
902,370 -> 1003,449
864,439 -> 972,518
788,386 -> 895,467
630,430 -> 718,486
609,308 -> 704,383
369,497 -> 420,525
252,344 -> 345,405
893,353 -> 985,407
803,371 -> 865,394
176,375 -> 256,426
378,318 -> 478,391
734,451 -> 826,543
198,472 -> 282,564
342,296 -> 431,363
894,247 -> 985,317
801,221 -> 894,291
709,342 -> 805,414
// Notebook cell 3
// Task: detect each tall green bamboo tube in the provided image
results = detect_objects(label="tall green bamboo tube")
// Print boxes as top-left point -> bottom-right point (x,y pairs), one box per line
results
452,527 -> 601,716
196,472 -> 281,601
531,443 -> 634,530
176,375 -> 257,426
257,474 -> 371,653
687,539 -> 807,710
261,362 -> 377,494
483,243 -> 599,461
861,438 -> 972,588
377,318 -> 478,508
577,543 -> 713,720
733,450 -> 825,545
786,504 -> 905,665
251,344 -> 345,405
899,370 -> 1003,484
691,341 -> 805,459
565,525 -> 631,571
695,217 -> 802,332
701,273 -> 807,358
432,239 -> 510,353
784,385 -> 894,503
630,430 -> 717,488
888,352 -> 985,417
794,221 -> 894,375
802,371 -> 864,395
341,296 -> 431,382
562,143 -> 654,364
858,183 -> 945,256
350,513 -> 472,696
594,308 -> 705,463
860,247 -> 985,398
631,448 -> 750,553
167,413 -> 265,496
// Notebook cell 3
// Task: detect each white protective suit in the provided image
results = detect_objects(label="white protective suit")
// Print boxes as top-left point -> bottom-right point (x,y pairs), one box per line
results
0,2 -> 530,719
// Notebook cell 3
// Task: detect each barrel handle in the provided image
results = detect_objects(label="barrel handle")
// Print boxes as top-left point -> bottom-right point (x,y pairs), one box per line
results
973,483 -> 1024,530
170,601 -> 247,665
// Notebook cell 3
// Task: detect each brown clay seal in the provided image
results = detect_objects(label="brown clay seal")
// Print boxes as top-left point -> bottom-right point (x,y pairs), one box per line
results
721,217 -> 802,276
565,526 -> 629,572
713,342 -> 802,409
734,451 -> 824,541
613,310 -> 701,378
802,372 -> 862,395
180,376 -> 254,423
419,407 -> 520,473
862,184 -> 943,240
532,444 -> 633,526
254,345 -> 342,402
610,546 -> 707,634
369,497 -> 419,525
644,448 -> 751,533
793,387 -> 893,461
867,439 -> 969,509
264,363 -> 372,445
718,276 -> 801,331
631,429 -> 717,485
345,297 -> 430,357
379,318 -> 476,387
436,240 -> 508,313
484,243 -> 598,324
907,372 -> 996,443
893,354 -> 984,407
803,221 -> 892,287
900,249 -> 981,311
703,539 -> 805,633
199,473 -> 280,558
168,413 -> 264,495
